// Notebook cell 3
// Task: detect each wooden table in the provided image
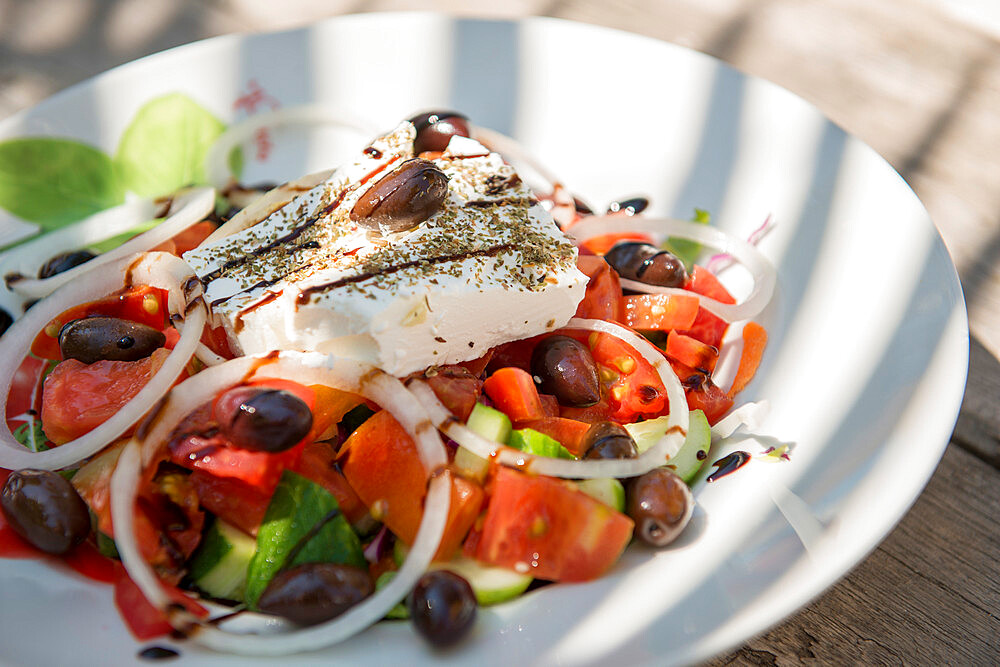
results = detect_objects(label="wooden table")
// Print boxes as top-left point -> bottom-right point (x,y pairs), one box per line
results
2,1 -> 997,663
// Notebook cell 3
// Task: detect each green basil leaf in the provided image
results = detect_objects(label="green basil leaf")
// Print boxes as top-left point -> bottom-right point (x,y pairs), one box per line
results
664,208 -> 711,269
115,93 -> 228,197
0,138 -> 124,228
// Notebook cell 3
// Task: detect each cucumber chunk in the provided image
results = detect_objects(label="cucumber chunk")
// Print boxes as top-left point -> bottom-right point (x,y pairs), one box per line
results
508,428 -> 574,459
189,518 -> 257,601
626,409 -> 711,483
245,470 -> 365,609
437,556 -> 532,606
457,403 -> 513,482
466,402 -> 512,443
394,541 -> 532,607
575,478 -> 626,512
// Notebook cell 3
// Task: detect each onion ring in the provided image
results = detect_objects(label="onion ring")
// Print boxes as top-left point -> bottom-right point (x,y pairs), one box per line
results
567,215 -> 776,322
111,351 -> 450,655
0,252 -> 204,471
410,318 -> 688,479
204,105 -> 375,190
8,188 -> 215,301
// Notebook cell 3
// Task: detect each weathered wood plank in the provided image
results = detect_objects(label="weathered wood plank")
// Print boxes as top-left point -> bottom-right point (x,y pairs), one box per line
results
710,443 -> 1000,665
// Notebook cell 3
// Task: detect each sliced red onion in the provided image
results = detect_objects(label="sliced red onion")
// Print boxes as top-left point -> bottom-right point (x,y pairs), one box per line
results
568,215 -> 776,323
410,318 -> 689,480
707,213 -> 775,274
362,525 -> 393,564
0,252 -> 204,471
204,105 -> 375,189
112,351 -> 450,654
8,188 -> 214,301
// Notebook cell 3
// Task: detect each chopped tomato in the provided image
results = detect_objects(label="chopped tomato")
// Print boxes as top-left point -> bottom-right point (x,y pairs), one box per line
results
170,220 -> 216,256
457,350 -> 494,378
482,367 -> 546,423
189,470 -> 270,536
588,332 -> 667,422
425,365 -> 483,421
134,467 -> 205,582
200,325 -> 237,360
340,410 -> 484,560
513,417 -> 590,457
558,395 -> 615,424
574,255 -> 623,322
289,441 -> 367,525
485,335 -> 546,374
537,393 -> 561,418
665,330 -> 719,373
622,293 -> 699,331
472,467 -> 633,582
113,563 -> 208,641
30,286 -> 169,360
169,432 -> 303,496
40,348 -> 170,444
580,231 -> 654,255
679,266 -> 735,348
686,378 -> 733,425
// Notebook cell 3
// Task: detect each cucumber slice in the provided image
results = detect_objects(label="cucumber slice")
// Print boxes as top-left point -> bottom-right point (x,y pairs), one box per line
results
189,518 -> 257,601
437,556 -> 532,606
453,446 -> 489,484
575,478 -> 626,512
245,470 -> 365,609
395,541 -> 532,607
626,409 -> 711,483
508,428 -> 573,459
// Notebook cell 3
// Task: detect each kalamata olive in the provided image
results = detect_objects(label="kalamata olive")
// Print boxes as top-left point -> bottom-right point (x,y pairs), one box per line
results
408,570 -> 477,647
581,421 -> 638,460
350,158 -> 449,233
0,307 -> 12,336
408,110 -> 471,154
58,316 -> 166,364
607,197 -> 649,216
530,335 -> 601,407
257,562 -> 374,626
1,469 -> 91,555
626,468 -> 693,547
38,249 -> 97,279
215,387 -> 313,453
604,241 -> 688,288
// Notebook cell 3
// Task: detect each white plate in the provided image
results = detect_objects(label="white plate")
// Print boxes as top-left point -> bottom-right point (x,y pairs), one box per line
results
0,13 -> 968,666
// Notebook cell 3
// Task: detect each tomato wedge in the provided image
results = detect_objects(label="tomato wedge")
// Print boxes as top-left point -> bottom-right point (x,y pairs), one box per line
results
340,410 -> 484,560
40,348 -> 170,444
482,367 -> 546,423
679,266 -> 736,348
622,293 -> 699,331
574,255 -> 623,322
472,467 -> 633,582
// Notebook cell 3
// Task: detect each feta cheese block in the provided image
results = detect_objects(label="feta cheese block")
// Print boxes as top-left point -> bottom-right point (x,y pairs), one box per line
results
183,121 -> 589,377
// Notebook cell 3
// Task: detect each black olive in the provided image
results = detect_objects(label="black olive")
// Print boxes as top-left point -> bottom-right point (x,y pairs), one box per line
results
530,335 -> 601,408
0,307 -> 12,336
257,562 -> 374,626
573,197 -> 594,215
38,250 -> 97,279
408,110 -> 471,154
581,421 -> 638,460
1,469 -> 91,555
350,158 -> 449,233
604,242 -> 688,288
58,317 -> 166,364
607,197 -> 649,216
626,468 -> 693,547
217,387 -> 313,453
408,570 -> 477,647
